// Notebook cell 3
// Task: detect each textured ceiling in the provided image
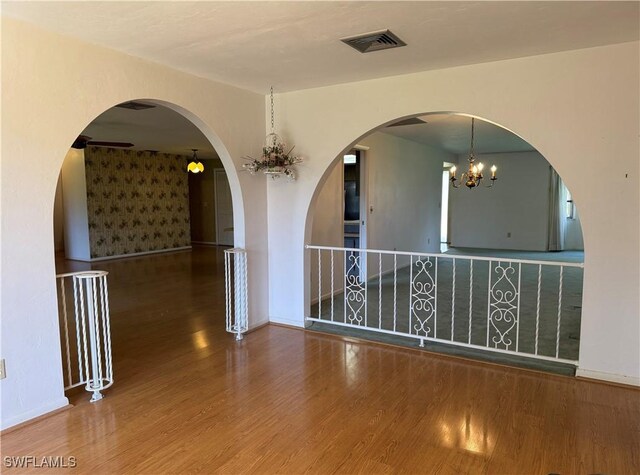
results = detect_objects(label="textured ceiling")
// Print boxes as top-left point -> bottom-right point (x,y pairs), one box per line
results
3,1 -> 638,93
82,102 -> 219,159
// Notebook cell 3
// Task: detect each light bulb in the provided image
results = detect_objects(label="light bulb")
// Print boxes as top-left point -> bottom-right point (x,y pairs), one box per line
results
477,162 -> 484,171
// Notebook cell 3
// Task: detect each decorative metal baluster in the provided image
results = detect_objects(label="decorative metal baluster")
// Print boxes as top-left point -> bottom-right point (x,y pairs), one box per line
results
318,249 -> 322,319
410,257 -> 436,338
409,255 -> 413,334
434,257 -> 438,339
451,258 -> 456,341
516,263 -> 522,352
330,250 -> 334,322
364,251 -> 368,327
486,260 -> 493,347
344,250 -> 347,324
77,279 -> 90,385
73,278 -> 84,384
101,275 -> 113,383
556,266 -> 564,358
535,264 -> 541,355
488,261 -> 519,350
60,278 -> 72,387
468,260 -> 473,344
345,251 -> 365,325
378,253 -> 382,329
393,254 -> 397,332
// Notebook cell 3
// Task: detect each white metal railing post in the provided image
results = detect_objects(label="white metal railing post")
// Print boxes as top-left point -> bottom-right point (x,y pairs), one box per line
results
225,248 -> 248,341
304,244 -> 583,366
56,270 -> 113,402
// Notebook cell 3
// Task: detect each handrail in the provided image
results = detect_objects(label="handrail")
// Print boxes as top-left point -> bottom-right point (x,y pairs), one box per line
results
56,270 -> 109,279
305,244 -> 584,268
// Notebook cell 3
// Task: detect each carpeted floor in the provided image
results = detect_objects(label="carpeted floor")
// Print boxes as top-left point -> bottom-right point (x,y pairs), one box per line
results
310,248 -> 584,375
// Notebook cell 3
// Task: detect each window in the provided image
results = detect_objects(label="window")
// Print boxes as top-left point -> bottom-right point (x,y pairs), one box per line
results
565,187 -> 575,219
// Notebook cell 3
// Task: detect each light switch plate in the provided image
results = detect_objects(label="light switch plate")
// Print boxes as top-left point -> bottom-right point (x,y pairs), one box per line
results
0,359 -> 6,379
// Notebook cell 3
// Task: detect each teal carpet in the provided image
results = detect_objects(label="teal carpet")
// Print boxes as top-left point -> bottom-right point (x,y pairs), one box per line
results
310,248 -> 583,376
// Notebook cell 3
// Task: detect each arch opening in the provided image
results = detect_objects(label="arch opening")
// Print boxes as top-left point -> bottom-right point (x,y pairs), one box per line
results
304,111 -> 584,374
52,99 -> 244,402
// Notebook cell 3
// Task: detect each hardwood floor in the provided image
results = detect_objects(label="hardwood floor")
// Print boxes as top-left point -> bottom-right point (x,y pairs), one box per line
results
2,247 -> 639,474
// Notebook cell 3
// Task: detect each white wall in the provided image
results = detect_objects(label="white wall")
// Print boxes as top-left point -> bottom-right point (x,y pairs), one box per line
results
60,148 -> 90,260
268,41 -> 640,386
309,132 -> 452,302
449,151 -> 551,251
1,17 -> 269,429
363,132 -> 447,256
309,159 -> 344,303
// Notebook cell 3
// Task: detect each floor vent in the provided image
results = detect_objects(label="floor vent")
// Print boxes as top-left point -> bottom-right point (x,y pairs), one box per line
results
116,101 -> 156,111
341,29 -> 407,53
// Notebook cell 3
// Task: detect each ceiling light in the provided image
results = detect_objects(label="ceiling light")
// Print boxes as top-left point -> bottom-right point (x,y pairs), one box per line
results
450,118 -> 497,189
187,149 -> 204,173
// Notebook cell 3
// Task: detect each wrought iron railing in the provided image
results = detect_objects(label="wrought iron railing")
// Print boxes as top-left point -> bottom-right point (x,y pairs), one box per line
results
56,270 -> 113,402
306,245 -> 584,365
224,248 -> 248,340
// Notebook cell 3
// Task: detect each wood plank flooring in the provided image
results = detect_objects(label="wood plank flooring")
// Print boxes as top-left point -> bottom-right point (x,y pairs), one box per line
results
2,247 -> 638,474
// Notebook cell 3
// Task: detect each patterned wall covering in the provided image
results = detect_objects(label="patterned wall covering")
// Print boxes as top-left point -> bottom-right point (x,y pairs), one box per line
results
84,147 -> 191,258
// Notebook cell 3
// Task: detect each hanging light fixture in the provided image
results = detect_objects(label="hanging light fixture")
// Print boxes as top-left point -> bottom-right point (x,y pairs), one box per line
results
243,86 -> 302,180
187,149 -> 204,173
450,118 -> 497,189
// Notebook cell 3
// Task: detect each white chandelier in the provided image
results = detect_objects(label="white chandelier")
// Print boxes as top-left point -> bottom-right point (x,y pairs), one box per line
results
243,87 -> 302,180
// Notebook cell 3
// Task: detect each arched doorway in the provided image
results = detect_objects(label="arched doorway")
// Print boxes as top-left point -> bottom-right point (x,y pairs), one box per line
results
304,112 -> 585,374
52,99 -> 245,402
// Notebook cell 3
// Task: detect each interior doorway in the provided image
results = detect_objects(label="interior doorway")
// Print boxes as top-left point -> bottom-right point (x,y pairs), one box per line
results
343,149 -> 367,280
53,99 -> 239,404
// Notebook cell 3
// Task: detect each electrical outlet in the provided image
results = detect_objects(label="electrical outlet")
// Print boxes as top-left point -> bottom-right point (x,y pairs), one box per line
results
0,359 -> 6,380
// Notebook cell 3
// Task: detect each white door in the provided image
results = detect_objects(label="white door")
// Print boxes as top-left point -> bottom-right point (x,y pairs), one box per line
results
214,169 -> 234,246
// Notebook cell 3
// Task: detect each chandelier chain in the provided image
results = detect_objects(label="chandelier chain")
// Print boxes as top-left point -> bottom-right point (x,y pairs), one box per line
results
270,86 -> 275,133
470,117 -> 475,160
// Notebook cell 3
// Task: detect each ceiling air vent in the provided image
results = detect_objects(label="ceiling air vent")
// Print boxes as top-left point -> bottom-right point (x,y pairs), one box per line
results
341,29 -> 406,53
116,101 -> 156,111
387,118 -> 427,127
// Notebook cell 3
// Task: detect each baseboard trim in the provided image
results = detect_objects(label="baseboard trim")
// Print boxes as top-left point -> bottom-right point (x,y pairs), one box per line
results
191,241 -> 219,246
0,397 -> 70,432
576,368 -> 640,388
247,319 -> 269,333
269,316 -> 306,328
83,246 -> 192,262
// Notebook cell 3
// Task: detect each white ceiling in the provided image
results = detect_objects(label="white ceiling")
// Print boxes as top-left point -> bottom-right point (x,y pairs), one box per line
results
3,1 -> 638,93
82,102 -> 219,159
382,114 -> 534,155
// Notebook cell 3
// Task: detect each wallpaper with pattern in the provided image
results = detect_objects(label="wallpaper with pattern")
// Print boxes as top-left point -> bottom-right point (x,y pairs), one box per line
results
84,147 -> 191,258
